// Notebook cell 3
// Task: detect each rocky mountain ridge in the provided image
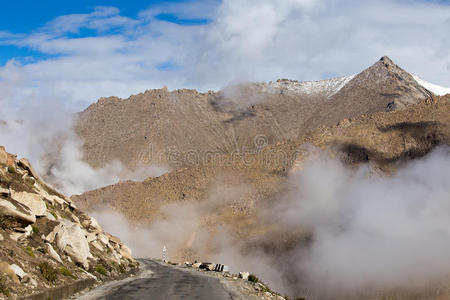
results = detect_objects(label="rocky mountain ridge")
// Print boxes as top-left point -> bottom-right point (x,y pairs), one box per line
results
74,94 -> 450,243
74,56 -> 434,172
0,146 -> 136,299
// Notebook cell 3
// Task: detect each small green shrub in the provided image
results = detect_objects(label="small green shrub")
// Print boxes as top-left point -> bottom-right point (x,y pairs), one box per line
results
0,216 -> 7,230
0,276 -> 9,296
31,225 -> 39,234
111,261 -> 126,274
38,247 -> 48,254
94,265 -> 107,276
25,246 -> 35,257
49,210 -> 58,219
7,166 -> 15,174
24,177 -> 35,187
117,264 -> 126,273
59,266 -> 76,279
7,249 -> 14,257
39,262 -> 58,283
248,274 -> 259,283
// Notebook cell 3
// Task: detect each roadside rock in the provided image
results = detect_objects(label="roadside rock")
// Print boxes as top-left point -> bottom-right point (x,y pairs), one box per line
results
84,216 -> 102,232
52,219 -> 92,268
11,191 -> 47,217
10,264 -> 26,280
18,158 -> 40,180
119,245 -> 133,260
108,234 -> 121,245
91,241 -> 104,252
86,232 -> 97,243
46,243 -> 63,263
97,233 -> 109,245
239,272 -> 249,280
0,197 -> 36,225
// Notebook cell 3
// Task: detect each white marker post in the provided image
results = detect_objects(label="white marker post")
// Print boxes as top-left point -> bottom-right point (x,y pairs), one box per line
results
162,245 -> 167,263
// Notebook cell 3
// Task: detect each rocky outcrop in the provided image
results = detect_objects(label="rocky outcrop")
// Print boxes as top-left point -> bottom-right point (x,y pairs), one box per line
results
0,147 -> 137,299
46,219 -> 92,268
0,197 -> 36,225
11,191 -> 47,217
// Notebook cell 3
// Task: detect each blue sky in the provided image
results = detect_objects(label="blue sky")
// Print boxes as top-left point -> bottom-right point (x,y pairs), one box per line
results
0,0 -> 449,111
0,0 -> 210,32
0,0 -> 215,65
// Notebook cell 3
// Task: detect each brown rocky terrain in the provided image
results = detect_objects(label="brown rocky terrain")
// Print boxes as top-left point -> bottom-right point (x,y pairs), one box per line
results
72,94 -> 450,298
0,146 -> 136,299
74,94 -> 450,247
73,94 -> 450,298
74,56 -> 432,170
69,55 -> 450,299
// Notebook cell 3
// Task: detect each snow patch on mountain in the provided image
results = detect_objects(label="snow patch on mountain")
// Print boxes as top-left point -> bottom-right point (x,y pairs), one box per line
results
268,74 -> 356,98
412,75 -> 450,96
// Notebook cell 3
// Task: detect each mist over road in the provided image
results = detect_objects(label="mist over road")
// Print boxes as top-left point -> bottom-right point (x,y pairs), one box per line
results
77,259 -> 236,300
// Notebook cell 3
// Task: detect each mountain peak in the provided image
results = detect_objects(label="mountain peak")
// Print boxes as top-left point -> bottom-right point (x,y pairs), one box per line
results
379,55 -> 394,64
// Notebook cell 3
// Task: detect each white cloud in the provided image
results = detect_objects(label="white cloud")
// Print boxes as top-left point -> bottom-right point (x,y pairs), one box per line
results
1,0 -> 449,108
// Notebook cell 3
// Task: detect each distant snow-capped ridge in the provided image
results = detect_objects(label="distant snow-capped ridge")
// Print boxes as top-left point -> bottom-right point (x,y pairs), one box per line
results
412,75 -> 450,96
267,74 -> 356,97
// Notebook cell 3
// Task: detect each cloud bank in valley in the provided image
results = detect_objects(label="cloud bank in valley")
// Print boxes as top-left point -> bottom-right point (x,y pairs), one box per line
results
279,147 -> 450,297
92,147 -> 450,297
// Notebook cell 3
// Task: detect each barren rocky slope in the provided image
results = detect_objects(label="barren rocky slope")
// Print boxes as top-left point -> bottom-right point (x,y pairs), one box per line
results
0,147 -> 136,299
75,56 -> 432,170
73,95 -> 450,253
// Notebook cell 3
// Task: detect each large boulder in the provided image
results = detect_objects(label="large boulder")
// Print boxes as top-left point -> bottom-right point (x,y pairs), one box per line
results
119,245 -> 133,260
11,191 -> 46,217
83,216 -> 102,232
0,198 -> 36,225
17,158 -> 40,180
97,233 -> 109,245
91,241 -> 104,252
108,234 -> 121,245
49,220 -> 91,268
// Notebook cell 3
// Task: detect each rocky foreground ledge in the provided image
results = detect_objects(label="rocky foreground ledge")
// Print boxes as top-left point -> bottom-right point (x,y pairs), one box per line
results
0,146 -> 136,299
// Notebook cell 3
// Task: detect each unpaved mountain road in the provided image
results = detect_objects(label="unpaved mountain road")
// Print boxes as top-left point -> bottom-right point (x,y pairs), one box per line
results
75,259 -> 247,300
